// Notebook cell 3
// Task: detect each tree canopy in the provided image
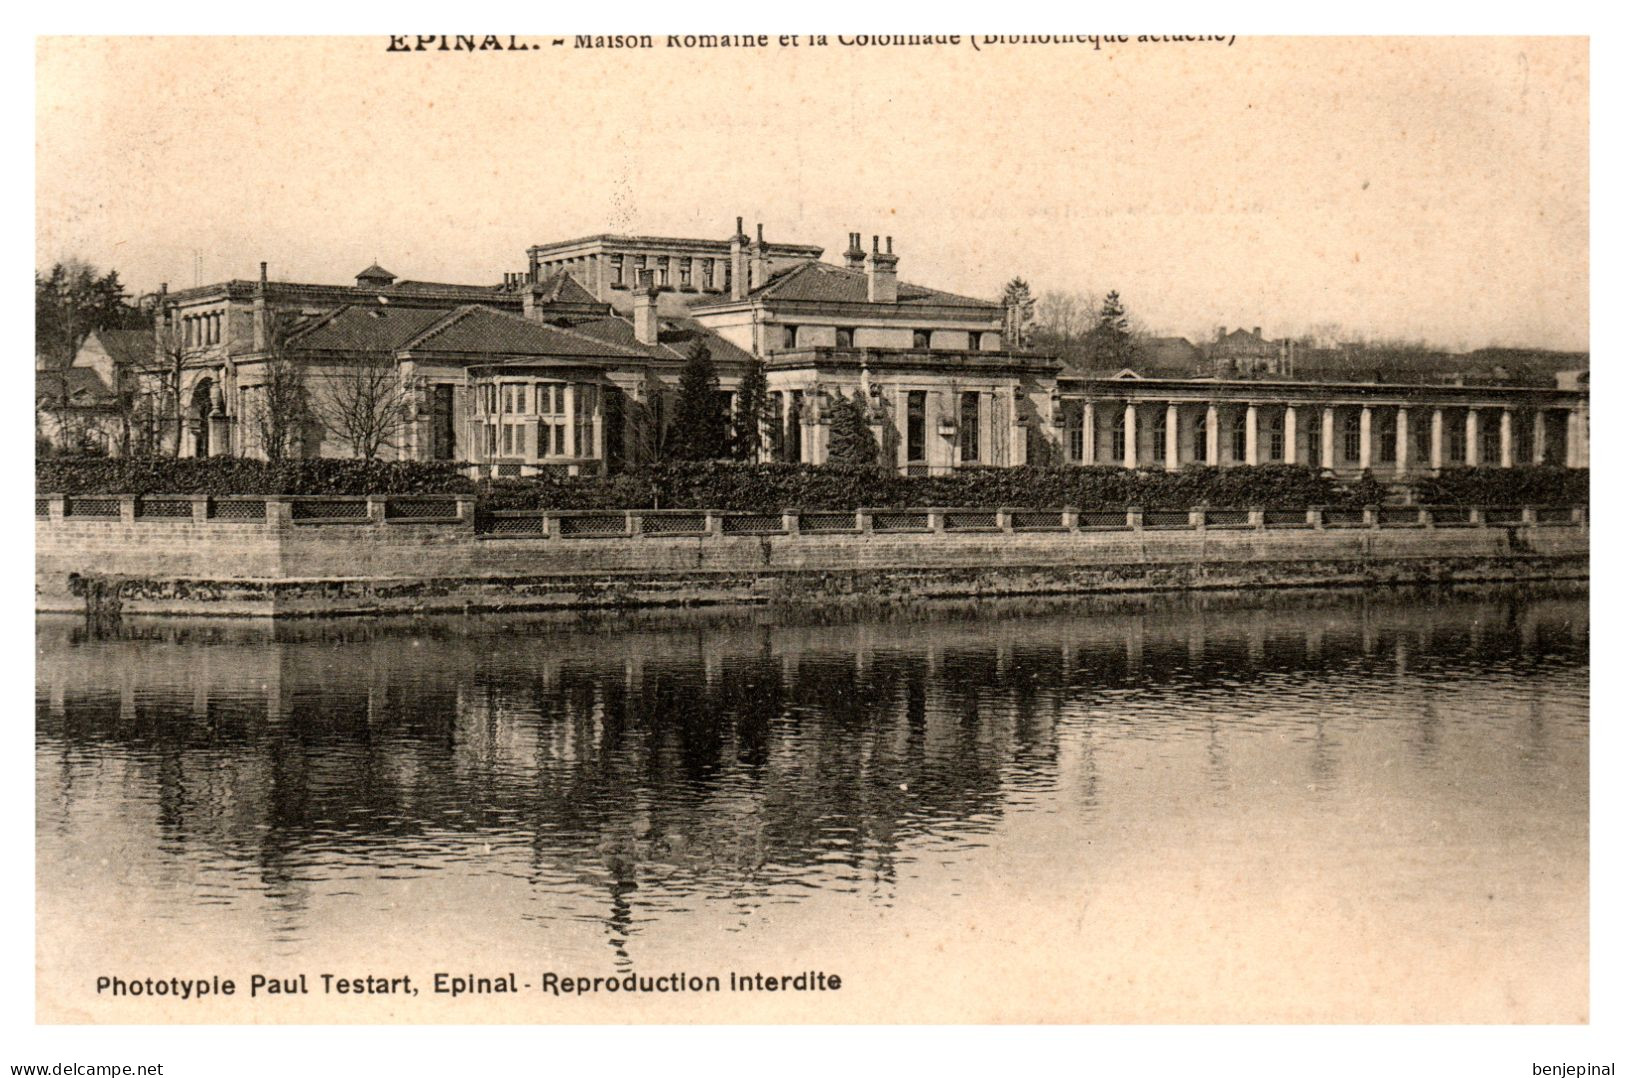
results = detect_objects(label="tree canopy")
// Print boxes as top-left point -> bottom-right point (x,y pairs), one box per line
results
824,391 -> 880,469
1083,290 -> 1141,369
666,341 -> 731,461
35,261 -> 149,367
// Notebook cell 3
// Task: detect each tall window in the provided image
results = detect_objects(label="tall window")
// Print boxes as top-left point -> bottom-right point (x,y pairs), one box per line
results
1305,413 -> 1322,467
1480,419 -> 1500,464
1515,415 -> 1533,464
1343,416 -> 1361,463
1448,416 -> 1467,463
1378,415 -> 1397,463
836,327 -> 855,349
679,258 -> 692,288
1111,411 -> 1127,462
1193,412 -> 1208,463
959,393 -> 980,463
611,256 -> 625,286
1152,410 -> 1167,463
905,391 -> 926,467
1067,410 -> 1085,462
1268,413 -> 1285,461
1231,415 -> 1247,462
782,325 -> 798,350
574,384 -> 596,458
786,391 -> 804,463
968,332 -> 983,351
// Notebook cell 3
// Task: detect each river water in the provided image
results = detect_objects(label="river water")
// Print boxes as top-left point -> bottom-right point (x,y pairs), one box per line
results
35,586 -> 1588,1023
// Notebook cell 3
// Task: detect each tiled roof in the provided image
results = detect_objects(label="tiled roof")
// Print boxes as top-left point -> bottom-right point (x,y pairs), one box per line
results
532,271 -> 599,305
356,263 -> 396,281
37,366 -> 117,405
391,279 -> 507,295
93,329 -> 157,369
696,260 -> 1002,310
568,315 -> 756,366
287,305 -> 453,352
404,306 -> 654,360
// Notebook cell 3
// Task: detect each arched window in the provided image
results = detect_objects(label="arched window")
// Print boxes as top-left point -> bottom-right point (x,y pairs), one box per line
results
913,330 -> 930,349
1193,411 -> 1208,463
1111,411 -> 1127,462
1268,413 -> 1285,461
1231,414 -> 1247,462
1151,410 -> 1167,463
1379,414 -> 1397,463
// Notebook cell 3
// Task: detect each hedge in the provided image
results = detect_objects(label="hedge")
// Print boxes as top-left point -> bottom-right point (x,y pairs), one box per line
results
1409,466 -> 1589,506
477,462 -> 1383,512
38,457 -> 1584,511
36,456 -> 476,496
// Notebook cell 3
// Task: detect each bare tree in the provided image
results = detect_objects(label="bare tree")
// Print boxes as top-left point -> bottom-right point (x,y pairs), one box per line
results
309,352 -> 411,459
247,346 -> 310,462
1035,289 -> 1099,345
148,318 -> 188,457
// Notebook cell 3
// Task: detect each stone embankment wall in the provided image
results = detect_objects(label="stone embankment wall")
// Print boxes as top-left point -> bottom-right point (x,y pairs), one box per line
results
35,495 -> 1589,617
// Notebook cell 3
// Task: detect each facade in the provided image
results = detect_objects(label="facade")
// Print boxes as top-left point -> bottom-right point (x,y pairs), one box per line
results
80,216 -> 1584,476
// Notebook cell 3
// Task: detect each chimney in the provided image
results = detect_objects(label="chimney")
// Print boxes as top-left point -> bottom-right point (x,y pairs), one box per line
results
633,270 -> 659,345
729,216 -> 748,301
843,232 -> 867,270
522,280 -> 545,323
1252,326 -> 1262,338
1217,326 -> 1227,341
751,222 -> 768,290
866,235 -> 898,304
253,262 -> 269,351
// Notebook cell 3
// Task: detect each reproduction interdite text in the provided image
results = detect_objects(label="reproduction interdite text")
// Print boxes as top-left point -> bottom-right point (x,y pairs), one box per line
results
94,970 -> 842,1002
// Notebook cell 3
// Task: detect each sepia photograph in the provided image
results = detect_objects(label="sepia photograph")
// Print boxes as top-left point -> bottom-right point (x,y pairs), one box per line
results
26,29 -> 1592,1051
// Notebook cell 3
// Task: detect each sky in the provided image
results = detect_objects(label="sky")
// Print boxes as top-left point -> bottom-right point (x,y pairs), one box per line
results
35,35 -> 1588,352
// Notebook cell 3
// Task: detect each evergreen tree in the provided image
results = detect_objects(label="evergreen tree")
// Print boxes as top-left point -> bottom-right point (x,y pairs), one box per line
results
1001,277 -> 1036,350
667,341 -> 730,460
824,391 -> 879,469
35,261 -> 148,367
1084,290 -> 1141,369
731,358 -> 769,462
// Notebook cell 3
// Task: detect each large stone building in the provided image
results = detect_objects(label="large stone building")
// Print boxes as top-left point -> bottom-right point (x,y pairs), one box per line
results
53,216 -> 1588,476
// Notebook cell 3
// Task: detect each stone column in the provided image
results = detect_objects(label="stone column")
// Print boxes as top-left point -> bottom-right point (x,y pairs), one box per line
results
1431,408 -> 1445,471
1358,405 -> 1372,471
1533,409 -> 1547,466
1164,402 -> 1180,472
1082,401 -> 1096,465
1321,406 -> 1336,471
1394,407 -> 1409,477
1283,405 -> 1298,465
1205,403 -> 1220,466
1567,405 -> 1586,468
1244,403 -> 1259,466
1465,408 -> 1480,466
1500,408 -> 1514,468
1123,403 -> 1137,469
563,384 -> 576,461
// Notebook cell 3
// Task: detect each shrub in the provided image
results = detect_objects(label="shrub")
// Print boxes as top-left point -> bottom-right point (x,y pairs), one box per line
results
1410,466 -> 1588,506
36,456 -> 476,496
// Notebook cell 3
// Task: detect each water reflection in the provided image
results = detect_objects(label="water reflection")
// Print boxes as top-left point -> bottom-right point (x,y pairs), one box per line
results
37,587 -> 1588,973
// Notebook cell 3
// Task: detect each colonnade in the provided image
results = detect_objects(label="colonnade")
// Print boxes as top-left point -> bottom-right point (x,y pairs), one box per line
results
1066,399 -> 1589,472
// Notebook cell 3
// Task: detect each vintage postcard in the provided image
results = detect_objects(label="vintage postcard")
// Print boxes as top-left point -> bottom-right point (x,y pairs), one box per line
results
30,32 -> 1589,1050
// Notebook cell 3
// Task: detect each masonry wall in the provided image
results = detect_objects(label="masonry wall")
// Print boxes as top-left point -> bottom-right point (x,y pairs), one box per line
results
37,508 -> 1589,617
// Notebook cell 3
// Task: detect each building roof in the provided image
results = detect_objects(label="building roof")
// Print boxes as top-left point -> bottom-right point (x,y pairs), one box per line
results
402,306 -> 657,360
355,263 -> 397,283
37,366 -> 117,406
527,233 -> 824,257
287,304 -> 454,352
89,328 -> 156,370
530,270 -> 600,305
693,260 -> 1003,311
